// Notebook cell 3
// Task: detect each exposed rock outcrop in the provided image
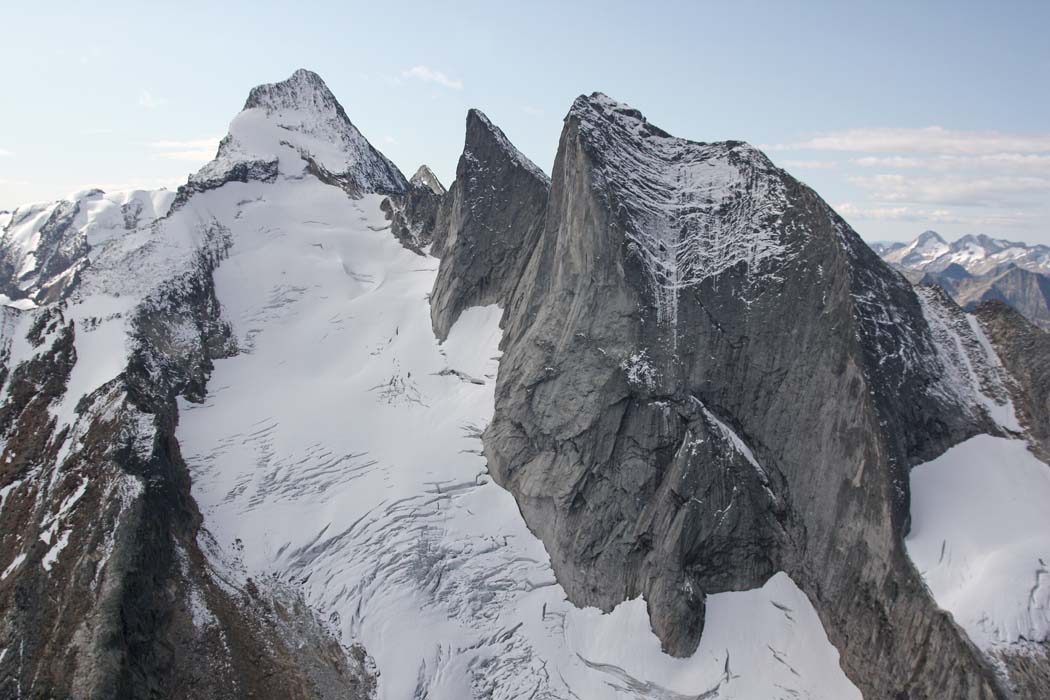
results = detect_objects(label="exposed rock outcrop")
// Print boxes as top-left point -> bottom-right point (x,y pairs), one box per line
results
973,300 -> 1050,457
429,109 -> 549,340
923,263 -> 1050,331
482,93 -> 1012,698
410,164 -> 446,196
381,165 -> 445,254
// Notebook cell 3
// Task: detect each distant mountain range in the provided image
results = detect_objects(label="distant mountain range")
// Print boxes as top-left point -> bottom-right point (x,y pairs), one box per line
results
874,231 -> 1050,329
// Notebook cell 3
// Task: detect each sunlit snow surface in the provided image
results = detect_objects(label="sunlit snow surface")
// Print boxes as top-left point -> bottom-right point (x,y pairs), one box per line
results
907,435 -> 1050,653
173,179 -> 859,699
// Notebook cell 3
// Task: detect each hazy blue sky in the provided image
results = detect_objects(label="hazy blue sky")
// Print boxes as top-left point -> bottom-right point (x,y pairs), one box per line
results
2,0 -> 1048,242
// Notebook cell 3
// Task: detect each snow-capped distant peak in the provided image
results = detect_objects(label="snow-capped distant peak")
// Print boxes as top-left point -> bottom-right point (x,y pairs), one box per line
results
915,230 -> 947,247
884,230 -> 951,269
190,68 -> 407,196
410,165 -> 446,196
883,229 -> 1050,276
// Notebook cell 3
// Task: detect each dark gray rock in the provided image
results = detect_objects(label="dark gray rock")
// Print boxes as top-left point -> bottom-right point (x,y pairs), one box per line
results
381,165 -> 445,255
925,263 -> 1050,331
482,93 -> 1010,699
973,301 -> 1050,457
171,156 -> 279,211
429,109 -> 550,340
410,164 -> 446,196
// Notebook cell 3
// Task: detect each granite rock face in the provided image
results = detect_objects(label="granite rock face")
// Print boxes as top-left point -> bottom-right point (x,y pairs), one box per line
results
410,164 -> 446,196
381,165 -> 445,254
481,93 -> 1015,699
923,263 -> 1050,331
429,109 -> 550,340
973,300 -> 1050,457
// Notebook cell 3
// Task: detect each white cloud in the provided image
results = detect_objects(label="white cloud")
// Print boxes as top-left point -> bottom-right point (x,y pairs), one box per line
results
149,138 -> 219,162
835,203 -> 919,221
852,156 -> 925,168
401,65 -> 463,90
771,127 -> 1050,156
835,202 -> 1034,227
854,153 -> 1050,174
849,173 -> 1050,207
779,159 -> 838,170
138,90 -> 168,110
0,149 -> 12,158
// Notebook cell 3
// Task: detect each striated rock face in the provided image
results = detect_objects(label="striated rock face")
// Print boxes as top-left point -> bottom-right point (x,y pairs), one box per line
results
483,93 -> 1013,698
429,109 -> 550,340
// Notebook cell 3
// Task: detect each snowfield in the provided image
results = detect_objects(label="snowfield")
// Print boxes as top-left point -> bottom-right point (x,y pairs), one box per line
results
172,176 -> 861,699
906,434 -> 1050,655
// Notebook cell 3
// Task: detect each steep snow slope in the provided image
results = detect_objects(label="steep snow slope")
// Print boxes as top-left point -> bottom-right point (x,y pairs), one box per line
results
172,176 -> 860,699
907,435 -> 1050,658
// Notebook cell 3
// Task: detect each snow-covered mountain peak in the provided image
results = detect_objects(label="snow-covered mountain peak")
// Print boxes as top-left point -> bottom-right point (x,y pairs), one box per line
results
409,164 -> 446,195
885,229 -> 1050,276
568,91 -> 673,141
884,229 -> 951,269
242,67 -> 336,114
189,68 -> 407,197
